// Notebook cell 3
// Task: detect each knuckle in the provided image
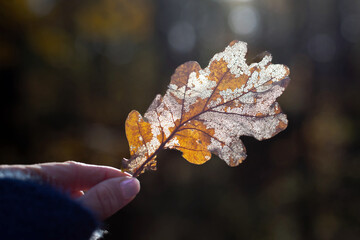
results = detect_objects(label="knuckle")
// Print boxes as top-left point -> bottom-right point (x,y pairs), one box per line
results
65,160 -> 76,164
64,160 -> 78,167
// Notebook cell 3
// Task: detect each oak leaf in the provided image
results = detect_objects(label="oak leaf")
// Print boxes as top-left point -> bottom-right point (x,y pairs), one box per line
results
123,40 -> 290,177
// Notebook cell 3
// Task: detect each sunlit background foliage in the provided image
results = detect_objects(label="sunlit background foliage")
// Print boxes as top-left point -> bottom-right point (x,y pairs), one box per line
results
0,0 -> 359,239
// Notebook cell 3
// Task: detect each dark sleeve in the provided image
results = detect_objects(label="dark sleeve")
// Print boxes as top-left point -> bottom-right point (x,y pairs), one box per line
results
0,178 -> 100,240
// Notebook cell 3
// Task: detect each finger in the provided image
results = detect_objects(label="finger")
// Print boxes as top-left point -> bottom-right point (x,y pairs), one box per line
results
1,161 -> 131,191
40,161 -> 131,191
78,176 -> 140,220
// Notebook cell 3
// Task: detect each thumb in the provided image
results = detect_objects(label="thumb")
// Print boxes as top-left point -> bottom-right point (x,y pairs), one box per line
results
78,177 -> 140,220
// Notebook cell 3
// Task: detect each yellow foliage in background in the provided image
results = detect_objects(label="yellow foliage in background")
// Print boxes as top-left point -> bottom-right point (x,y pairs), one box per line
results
76,0 -> 153,43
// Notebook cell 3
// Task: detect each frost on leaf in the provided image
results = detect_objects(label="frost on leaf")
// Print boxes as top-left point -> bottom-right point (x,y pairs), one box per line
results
123,40 -> 290,177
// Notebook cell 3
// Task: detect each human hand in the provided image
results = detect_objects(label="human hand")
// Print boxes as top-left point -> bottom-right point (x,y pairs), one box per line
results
0,161 -> 140,220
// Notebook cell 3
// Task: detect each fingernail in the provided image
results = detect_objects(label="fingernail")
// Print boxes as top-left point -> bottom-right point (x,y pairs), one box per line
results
120,178 -> 140,199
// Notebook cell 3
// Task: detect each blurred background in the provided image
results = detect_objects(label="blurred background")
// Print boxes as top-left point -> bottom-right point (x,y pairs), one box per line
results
0,0 -> 359,239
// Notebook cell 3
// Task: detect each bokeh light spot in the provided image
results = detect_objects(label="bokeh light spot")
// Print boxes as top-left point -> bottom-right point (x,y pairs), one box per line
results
341,15 -> 360,43
307,34 -> 336,63
26,0 -> 56,16
228,5 -> 259,36
168,21 -> 196,53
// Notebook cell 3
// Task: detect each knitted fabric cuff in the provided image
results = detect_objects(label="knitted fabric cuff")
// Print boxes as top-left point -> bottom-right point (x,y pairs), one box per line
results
0,170 -> 103,240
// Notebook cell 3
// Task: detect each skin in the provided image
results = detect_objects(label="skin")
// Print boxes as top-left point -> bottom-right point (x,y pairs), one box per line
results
0,161 -> 140,220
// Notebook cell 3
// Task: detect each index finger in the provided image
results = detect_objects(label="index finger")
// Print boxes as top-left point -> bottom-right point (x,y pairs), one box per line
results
1,161 -> 131,191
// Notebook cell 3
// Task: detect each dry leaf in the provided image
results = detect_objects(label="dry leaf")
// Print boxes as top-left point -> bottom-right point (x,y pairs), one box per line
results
123,40 -> 290,177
